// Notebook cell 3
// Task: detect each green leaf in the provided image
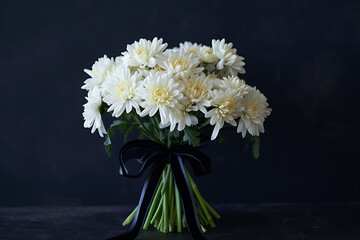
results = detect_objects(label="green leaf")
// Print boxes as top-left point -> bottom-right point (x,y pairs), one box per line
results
124,126 -> 133,142
104,119 -> 128,158
247,135 -> 261,159
183,127 -> 201,147
119,123 -> 127,133
104,134 -> 112,157
199,119 -> 210,129
159,129 -> 165,143
172,129 -> 180,139
99,101 -> 107,114
110,119 -> 127,131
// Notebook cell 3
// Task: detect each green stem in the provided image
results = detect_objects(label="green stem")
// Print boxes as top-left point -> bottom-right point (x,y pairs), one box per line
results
123,164 -> 220,233
143,181 -> 163,229
131,112 -> 161,143
119,115 -> 158,143
162,192 -> 168,233
149,116 -> 164,145
181,210 -> 186,228
196,200 -> 209,226
175,185 -> 182,232
122,206 -> 138,226
201,224 -> 207,233
158,213 -> 164,231
185,168 -> 216,228
168,173 -> 175,232
204,199 -> 221,219
162,166 -> 169,233
151,195 -> 164,225
161,164 -> 171,194
167,130 -> 171,148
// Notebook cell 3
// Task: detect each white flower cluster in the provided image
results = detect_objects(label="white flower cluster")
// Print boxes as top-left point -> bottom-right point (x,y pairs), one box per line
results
82,38 -> 271,141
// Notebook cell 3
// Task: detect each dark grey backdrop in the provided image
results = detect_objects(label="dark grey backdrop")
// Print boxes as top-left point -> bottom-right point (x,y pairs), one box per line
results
1,0 -> 360,206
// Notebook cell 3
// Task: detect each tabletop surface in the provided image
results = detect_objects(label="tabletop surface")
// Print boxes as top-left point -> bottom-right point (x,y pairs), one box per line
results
1,203 -> 359,240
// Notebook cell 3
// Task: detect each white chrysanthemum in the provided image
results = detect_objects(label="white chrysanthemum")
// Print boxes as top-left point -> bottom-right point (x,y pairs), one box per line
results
205,89 -> 244,140
176,102 -> 198,131
179,41 -> 201,56
215,75 -> 249,96
158,49 -> 203,79
212,39 -> 245,74
122,37 -> 168,68
159,101 -> 198,131
139,72 -> 184,124
237,87 -> 271,138
182,73 -> 213,113
83,86 -> 107,137
82,55 -> 114,91
198,45 -> 217,63
114,55 -> 131,68
102,66 -> 142,117
219,56 -> 246,77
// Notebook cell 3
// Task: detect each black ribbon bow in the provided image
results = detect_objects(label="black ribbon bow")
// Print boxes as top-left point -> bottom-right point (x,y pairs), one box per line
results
108,140 -> 211,240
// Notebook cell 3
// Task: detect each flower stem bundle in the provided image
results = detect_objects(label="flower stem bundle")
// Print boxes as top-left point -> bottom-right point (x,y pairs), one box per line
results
122,164 -> 220,232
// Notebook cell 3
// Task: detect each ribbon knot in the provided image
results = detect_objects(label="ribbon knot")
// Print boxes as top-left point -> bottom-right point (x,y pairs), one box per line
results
109,139 -> 211,240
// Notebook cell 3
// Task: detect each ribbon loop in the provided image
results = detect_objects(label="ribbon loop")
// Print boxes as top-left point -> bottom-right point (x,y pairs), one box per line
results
118,140 -> 166,178
171,145 -> 211,176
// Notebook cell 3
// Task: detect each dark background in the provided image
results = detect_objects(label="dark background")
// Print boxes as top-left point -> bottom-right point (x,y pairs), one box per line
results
1,0 -> 359,207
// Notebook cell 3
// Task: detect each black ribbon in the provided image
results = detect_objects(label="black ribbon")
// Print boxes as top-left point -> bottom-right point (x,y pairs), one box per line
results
108,140 -> 211,240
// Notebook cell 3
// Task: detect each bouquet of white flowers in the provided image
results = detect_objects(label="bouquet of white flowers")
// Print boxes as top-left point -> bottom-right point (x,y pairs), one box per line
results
82,38 -> 271,240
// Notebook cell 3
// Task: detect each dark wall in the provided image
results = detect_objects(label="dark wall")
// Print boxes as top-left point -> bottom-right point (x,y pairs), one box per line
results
1,0 -> 359,206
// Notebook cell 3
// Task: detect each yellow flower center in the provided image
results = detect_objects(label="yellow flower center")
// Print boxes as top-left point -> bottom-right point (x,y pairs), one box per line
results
192,85 -> 203,99
117,86 -> 125,97
217,99 -> 237,117
169,56 -> 191,71
116,83 -> 133,100
136,49 -> 143,55
135,47 -> 148,58
173,59 -> 184,67
245,103 -> 260,118
205,49 -> 213,55
188,49 -> 197,55
153,88 -> 170,104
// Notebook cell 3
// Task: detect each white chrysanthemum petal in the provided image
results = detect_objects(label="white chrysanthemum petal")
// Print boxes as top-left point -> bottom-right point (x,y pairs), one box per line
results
82,55 -> 114,91
212,39 -> 246,76
178,41 -> 202,56
182,73 -> 213,113
102,65 -> 142,118
211,123 -> 221,140
237,87 -> 271,138
149,105 -> 158,116
197,45 -> 217,63
140,106 -> 152,117
158,49 -> 203,79
164,102 -> 198,132
215,75 -> 250,97
122,37 -> 168,69
147,57 -> 157,68
205,89 -> 244,140
82,86 -> 107,137
139,72 -> 184,125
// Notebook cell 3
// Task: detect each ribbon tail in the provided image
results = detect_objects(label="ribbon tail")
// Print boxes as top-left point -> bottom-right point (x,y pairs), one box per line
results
170,155 -> 208,240
108,159 -> 165,240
